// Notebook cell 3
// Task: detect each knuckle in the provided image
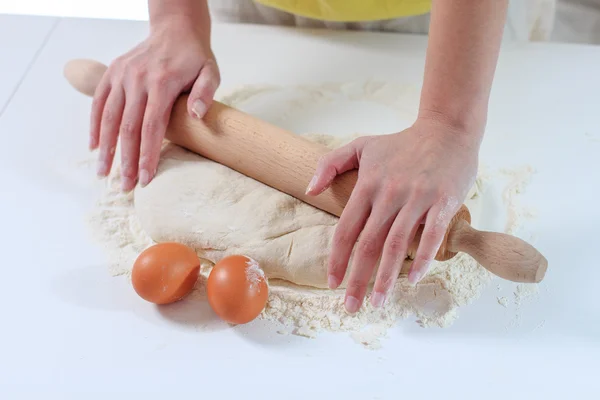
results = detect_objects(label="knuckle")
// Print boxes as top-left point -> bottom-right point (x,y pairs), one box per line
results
316,153 -> 333,169
142,117 -> 160,138
206,64 -> 222,87
127,65 -> 146,83
316,155 -> 329,170
386,232 -> 408,254
411,179 -> 433,197
112,54 -> 128,66
120,120 -> 137,137
346,279 -> 366,295
102,108 -> 116,125
332,230 -> 355,249
415,253 -> 433,265
105,62 -> 121,77
380,185 -> 400,206
107,63 -> 126,82
352,136 -> 370,147
151,68 -> 175,89
317,150 -> 337,172
357,237 -> 380,259
424,225 -> 445,242
357,182 -> 376,199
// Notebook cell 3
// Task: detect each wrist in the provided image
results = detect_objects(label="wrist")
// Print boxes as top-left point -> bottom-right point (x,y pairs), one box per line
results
149,0 -> 210,41
416,105 -> 487,139
413,108 -> 486,151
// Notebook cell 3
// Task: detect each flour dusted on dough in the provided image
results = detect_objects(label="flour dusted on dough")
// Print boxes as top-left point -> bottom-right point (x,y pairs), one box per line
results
86,82 -> 537,346
245,257 -> 266,289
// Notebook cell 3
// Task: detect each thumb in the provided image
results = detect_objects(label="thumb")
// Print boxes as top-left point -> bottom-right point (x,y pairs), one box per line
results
187,58 -> 221,119
306,137 -> 369,196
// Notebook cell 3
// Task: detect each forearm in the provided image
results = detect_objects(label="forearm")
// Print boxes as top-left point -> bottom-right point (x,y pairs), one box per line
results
148,0 -> 211,41
418,0 -> 508,137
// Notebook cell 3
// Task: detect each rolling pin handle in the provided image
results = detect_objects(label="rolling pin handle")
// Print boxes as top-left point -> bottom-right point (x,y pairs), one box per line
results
447,220 -> 548,283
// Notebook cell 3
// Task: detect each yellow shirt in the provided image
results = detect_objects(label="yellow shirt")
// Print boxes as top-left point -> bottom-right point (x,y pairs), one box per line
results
254,0 -> 432,22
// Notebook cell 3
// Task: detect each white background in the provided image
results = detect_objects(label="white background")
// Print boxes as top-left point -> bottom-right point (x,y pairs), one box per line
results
0,0 -> 149,21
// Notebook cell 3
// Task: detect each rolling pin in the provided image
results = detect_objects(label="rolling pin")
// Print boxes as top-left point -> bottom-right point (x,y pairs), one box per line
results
64,58 -> 548,284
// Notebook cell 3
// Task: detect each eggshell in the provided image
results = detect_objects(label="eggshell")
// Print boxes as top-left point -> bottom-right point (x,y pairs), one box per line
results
131,242 -> 200,305
206,255 -> 268,324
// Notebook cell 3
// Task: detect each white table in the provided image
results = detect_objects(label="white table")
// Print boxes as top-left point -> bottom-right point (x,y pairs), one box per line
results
0,14 -> 57,114
0,16 -> 599,399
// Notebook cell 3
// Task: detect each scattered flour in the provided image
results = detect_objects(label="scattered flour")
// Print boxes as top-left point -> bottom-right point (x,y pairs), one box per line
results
504,283 -> 542,331
84,81 -> 538,348
585,132 -> 600,143
514,283 -> 540,308
497,297 -> 509,308
350,324 -> 388,350
500,166 -> 538,235
244,257 -> 266,289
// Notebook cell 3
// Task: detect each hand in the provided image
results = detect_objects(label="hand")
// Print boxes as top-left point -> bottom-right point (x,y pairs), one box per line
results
306,118 -> 481,313
90,17 -> 220,191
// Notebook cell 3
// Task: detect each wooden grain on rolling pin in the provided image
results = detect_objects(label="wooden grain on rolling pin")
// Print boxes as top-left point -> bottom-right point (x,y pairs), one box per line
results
168,98 -> 355,216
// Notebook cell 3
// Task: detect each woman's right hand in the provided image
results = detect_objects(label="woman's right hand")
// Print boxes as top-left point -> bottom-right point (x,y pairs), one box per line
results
91,16 -> 220,191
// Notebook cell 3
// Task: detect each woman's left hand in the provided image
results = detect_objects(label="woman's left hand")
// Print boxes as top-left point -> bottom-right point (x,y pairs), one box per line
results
306,117 -> 481,313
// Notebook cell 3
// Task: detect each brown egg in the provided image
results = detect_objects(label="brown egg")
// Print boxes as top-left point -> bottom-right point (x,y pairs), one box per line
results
206,255 -> 269,324
131,242 -> 200,305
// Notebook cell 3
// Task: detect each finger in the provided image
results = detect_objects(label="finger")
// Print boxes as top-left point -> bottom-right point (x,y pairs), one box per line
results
305,137 -> 370,196
119,88 -> 147,192
97,86 -> 125,177
371,201 -> 428,307
138,86 -> 177,187
188,59 -> 220,119
327,183 -> 372,290
344,206 -> 397,313
89,78 -> 111,150
408,198 -> 459,285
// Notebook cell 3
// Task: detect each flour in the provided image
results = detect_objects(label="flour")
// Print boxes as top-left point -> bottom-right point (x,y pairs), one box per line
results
85,81 -> 537,348
351,324 -> 388,350
244,257 -> 266,289
500,166 -> 537,235
514,283 -> 540,308
497,296 -> 509,308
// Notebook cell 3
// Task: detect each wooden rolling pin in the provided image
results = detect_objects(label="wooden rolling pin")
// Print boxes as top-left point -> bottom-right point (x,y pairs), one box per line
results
64,58 -> 548,284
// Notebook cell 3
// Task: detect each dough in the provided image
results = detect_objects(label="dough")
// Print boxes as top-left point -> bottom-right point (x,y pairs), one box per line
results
134,134 -> 478,289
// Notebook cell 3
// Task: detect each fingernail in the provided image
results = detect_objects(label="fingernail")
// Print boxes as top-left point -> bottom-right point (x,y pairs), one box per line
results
192,100 -> 207,119
139,169 -> 151,187
408,263 -> 429,285
371,291 -> 385,308
328,274 -> 339,289
121,176 -> 135,192
305,175 -> 317,195
345,296 -> 360,314
96,161 -> 108,177
89,137 -> 97,150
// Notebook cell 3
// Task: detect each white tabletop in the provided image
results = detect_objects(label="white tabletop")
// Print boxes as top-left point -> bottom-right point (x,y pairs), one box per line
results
0,14 -> 57,114
0,16 -> 599,399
